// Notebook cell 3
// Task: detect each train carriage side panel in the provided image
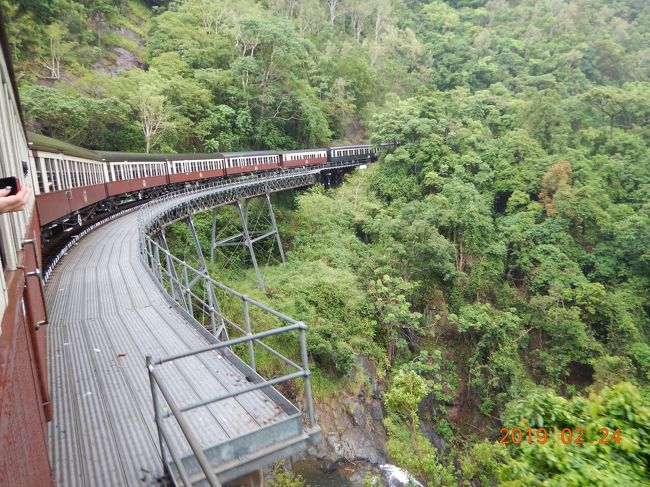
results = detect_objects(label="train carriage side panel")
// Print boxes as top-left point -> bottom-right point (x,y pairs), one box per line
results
132,175 -> 169,190
35,191 -> 72,225
106,180 -> 132,196
67,183 -> 108,212
225,152 -> 280,177
281,149 -> 328,168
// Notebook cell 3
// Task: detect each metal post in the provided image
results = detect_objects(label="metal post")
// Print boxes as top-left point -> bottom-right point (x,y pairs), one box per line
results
153,242 -> 163,284
151,369 -> 223,487
243,299 -> 256,371
187,215 -> 207,273
183,264 -> 193,319
145,237 -> 153,269
265,193 -> 285,264
207,280 -> 217,336
298,325 -> 315,428
236,200 -> 264,288
146,356 -> 168,468
161,230 -> 188,310
210,207 -> 218,262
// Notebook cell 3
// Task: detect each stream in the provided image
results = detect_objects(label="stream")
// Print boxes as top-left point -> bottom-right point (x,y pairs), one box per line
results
291,457 -> 422,487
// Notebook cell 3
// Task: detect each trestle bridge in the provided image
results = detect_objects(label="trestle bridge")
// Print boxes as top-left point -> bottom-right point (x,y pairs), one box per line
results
46,170 -> 336,486
0,12 -> 387,485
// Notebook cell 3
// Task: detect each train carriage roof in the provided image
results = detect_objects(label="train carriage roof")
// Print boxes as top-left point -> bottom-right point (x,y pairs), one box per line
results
222,151 -> 280,157
282,148 -> 327,154
97,151 -> 226,162
28,132 -> 103,161
327,144 -> 373,150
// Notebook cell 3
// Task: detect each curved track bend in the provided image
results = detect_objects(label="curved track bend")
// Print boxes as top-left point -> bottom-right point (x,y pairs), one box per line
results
46,206 -> 290,486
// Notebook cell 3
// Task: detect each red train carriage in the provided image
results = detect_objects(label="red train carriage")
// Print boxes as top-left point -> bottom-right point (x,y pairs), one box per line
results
327,144 -> 375,164
280,149 -> 327,168
224,151 -> 281,176
29,133 -> 108,225
97,152 -> 172,195
166,154 -> 226,184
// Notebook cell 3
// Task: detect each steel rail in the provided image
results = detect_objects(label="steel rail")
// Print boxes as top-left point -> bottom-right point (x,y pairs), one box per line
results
177,371 -> 306,414
155,323 -> 306,365
148,363 -> 223,487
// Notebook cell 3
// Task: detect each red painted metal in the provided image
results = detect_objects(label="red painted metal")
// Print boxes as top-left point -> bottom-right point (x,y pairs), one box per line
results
136,175 -> 168,189
170,169 -> 226,184
0,214 -> 53,487
200,168 -> 227,180
282,156 -> 327,168
35,191 -> 72,225
67,183 -> 108,212
226,164 -> 280,177
106,180 -> 131,196
307,156 -> 327,167
169,172 -> 193,184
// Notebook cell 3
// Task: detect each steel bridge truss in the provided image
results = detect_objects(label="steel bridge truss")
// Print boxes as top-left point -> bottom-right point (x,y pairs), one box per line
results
137,169 -> 326,486
209,194 -> 285,289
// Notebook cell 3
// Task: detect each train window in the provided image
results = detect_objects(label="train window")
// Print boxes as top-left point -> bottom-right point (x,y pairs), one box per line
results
35,157 -> 45,193
63,160 -> 70,187
75,161 -> 81,186
45,158 -> 56,191
67,160 -> 76,187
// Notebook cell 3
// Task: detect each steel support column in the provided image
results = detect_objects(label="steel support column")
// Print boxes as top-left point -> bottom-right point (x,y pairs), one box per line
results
209,195 -> 286,289
186,216 -> 207,273
186,216 -> 226,338
160,230 -> 188,311
265,193 -> 285,264
237,200 -> 263,288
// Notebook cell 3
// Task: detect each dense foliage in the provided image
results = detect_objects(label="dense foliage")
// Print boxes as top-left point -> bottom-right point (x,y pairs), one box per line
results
6,0 -> 650,484
5,0 -> 424,150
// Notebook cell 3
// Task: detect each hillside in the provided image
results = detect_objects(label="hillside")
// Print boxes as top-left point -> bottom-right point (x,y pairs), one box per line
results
5,0 -> 650,485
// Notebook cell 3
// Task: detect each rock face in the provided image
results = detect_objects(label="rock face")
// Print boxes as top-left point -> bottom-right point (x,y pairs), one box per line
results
308,356 -> 388,466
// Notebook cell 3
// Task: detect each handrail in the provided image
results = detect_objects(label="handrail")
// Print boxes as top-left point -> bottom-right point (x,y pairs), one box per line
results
155,322 -> 306,365
136,166 -> 350,485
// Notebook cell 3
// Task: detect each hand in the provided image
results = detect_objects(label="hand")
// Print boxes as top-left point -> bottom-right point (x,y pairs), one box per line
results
0,185 -> 30,214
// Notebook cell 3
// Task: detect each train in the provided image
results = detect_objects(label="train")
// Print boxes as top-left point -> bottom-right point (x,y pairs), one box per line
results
27,132 -> 389,240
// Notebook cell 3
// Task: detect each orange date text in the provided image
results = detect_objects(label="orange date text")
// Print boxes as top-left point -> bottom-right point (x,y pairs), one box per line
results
499,427 -> 622,445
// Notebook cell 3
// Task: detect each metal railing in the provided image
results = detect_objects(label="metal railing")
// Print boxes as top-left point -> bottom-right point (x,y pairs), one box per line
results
142,234 -> 316,422
136,168 -> 336,486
